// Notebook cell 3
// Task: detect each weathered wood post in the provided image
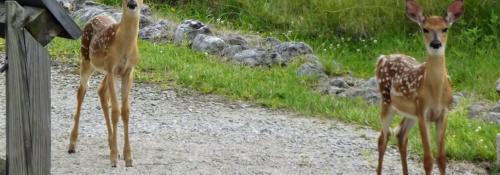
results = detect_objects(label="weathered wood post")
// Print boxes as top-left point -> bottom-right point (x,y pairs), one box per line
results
0,0 -> 81,174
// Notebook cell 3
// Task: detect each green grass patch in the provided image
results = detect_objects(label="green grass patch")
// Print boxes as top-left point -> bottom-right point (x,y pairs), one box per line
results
120,0 -> 500,101
48,38 -> 500,162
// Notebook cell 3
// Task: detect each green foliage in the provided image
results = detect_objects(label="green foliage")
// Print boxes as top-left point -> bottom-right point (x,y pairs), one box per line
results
147,0 -> 500,38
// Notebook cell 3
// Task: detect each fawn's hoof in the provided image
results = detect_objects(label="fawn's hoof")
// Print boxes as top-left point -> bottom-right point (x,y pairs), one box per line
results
67,146 -> 76,154
111,159 -> 118,167
125,159 -> 133,167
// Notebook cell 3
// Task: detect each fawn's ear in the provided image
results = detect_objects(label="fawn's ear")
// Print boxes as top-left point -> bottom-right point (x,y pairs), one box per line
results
446,0 -> 464,26
406,0 -> 425,26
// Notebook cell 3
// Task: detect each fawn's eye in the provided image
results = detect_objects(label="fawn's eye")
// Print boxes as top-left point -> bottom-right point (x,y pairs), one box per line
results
442,28 -> 448,32
423,28 -> 429,33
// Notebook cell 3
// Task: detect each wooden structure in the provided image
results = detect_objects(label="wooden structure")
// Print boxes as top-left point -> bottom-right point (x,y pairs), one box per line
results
0,0 -> 80,174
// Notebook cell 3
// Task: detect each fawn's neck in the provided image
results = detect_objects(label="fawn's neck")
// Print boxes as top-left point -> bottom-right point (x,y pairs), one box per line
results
115,12 -> 140,49
423,53 -> 447,97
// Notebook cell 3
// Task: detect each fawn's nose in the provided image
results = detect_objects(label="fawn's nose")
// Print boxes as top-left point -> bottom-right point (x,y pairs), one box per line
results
127,0 -> 137,9
430,40 -> 442,49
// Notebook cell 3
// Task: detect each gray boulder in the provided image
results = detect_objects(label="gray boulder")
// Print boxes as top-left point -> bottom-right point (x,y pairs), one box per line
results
192,34 -> 227,55
485,112 -> 500,124
139,20 -> 172,41
141,4 -> 153,17
72,5 -> 111,22
222,45 -> 246,58
451,93 -> 464,108
272,42 -> 313,64
297,62 -> 326,78
468,103 -> 488,120
232,49 -> 282,67
341,88 -> 381,104
221,34 -> 248,46
325,86 -> 346,95
329,78 -> 350,89
364,77 -> 378,89
72,2 -> 153,28
491,104 -> 500,113
174,20 -> 212,45
296,54 -> 326,78
263,37 -> 281,48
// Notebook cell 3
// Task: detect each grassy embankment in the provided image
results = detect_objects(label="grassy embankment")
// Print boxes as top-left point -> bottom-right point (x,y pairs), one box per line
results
48,0 -> 500,163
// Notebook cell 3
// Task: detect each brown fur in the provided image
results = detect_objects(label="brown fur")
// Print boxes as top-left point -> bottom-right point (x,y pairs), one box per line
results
376,1 -> 463,175
68,0 -> 143,167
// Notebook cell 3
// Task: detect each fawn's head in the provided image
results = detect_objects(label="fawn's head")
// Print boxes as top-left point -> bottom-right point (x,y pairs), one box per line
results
122,0 -> 143,15
406,0 -> 464,56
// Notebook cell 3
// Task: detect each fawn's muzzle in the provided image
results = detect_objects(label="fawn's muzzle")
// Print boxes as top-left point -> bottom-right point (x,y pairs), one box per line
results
127,0 -> 137,9
430,40 -> 442,49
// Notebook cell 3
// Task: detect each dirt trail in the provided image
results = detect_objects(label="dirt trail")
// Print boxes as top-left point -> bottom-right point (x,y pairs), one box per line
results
0,63 -> 485,174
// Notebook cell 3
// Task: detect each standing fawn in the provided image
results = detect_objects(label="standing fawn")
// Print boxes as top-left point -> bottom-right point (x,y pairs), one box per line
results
68,0 -> 143,167
375,0 -> 463,174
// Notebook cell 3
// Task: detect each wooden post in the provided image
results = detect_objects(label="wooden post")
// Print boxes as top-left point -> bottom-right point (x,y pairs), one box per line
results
5,1 -> 51,174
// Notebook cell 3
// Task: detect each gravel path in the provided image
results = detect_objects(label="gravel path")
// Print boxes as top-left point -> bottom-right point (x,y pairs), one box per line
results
0,62 -> 486,174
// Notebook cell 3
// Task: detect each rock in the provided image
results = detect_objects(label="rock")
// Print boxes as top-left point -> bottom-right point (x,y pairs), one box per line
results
272,42 -> 313,64
263,37 -> 281,48
325,86 -> 345,95
110,12 -> 153,28
72,5 -> 111,23
59,0 -> 74,11
329,78 -> 350,89
139,20 -> 172,41
485,112 -> 500,124
496,78 -> 500,95
72,3 -> 152,27
491,104 -> 500,113
141,4 -> 153,17
221,34 -> 248,46
297,54 -> 326,78
471,103 -> 500,124
192,34 -> 227,55
174,20 -> 212,45
297,61 -> 326,78
468,103 -> 488,120
222,45 -> 246,58
231,49 -> 282,67
364,77 -> 378,89
452,93 -> 464,107
341,88 -> 381,104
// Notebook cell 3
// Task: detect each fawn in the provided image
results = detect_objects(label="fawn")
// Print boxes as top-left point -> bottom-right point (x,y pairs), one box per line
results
68,0 -> 143,167
375,0 -> 463,174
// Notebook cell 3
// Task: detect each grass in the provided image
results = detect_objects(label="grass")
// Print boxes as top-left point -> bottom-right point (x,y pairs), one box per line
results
99,0 -> 500,101
48,38 -> 500,163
